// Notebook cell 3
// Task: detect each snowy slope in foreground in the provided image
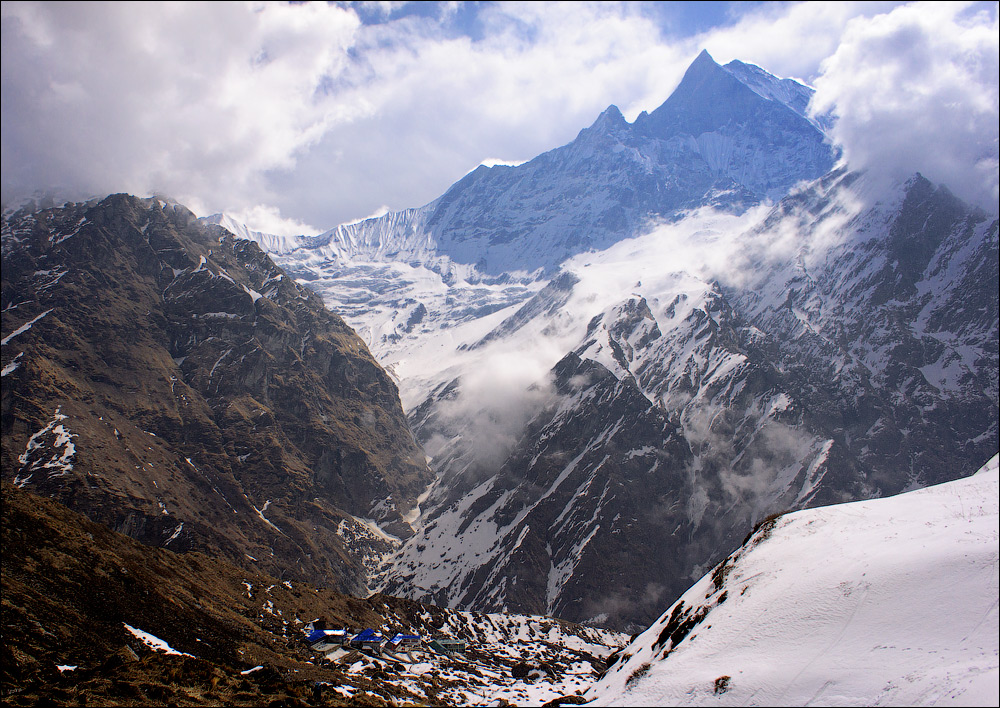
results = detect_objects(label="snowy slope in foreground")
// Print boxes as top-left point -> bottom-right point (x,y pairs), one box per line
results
587,454 -> 1000,707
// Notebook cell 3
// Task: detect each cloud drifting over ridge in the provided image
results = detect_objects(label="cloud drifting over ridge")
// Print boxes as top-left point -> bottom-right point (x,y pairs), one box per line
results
2,1 -> 997,235
811,2 -> 1000,211
1,1 -> 362,233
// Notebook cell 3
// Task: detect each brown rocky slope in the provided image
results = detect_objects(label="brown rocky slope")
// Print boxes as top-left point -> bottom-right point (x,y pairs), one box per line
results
1,194 -> 433,593
2,481 -> 624,706
2,480 -> 394,706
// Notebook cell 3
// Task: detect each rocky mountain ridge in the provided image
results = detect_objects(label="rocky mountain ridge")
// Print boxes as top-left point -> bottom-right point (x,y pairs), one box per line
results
374,168 -> 997,630
1,193 -> 432,594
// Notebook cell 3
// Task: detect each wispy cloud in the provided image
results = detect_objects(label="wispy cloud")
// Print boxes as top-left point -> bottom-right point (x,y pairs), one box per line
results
1,1 -> 361,230
694,1 -> 904,82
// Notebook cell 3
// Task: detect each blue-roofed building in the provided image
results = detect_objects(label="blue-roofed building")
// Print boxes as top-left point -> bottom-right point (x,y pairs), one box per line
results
306,628 -> 350,651
350,628 -> 386,652
387,632 -> 422,649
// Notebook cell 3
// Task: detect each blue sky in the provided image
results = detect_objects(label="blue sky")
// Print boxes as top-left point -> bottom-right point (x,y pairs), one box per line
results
345,1 -> 770,38
2,1 -> 997,234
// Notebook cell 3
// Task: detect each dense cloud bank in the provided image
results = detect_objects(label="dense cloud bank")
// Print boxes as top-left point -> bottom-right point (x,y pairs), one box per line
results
812,2 -> 999,211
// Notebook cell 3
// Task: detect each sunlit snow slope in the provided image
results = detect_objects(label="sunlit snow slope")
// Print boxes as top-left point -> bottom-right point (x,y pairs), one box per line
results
586,454 -> 1000,707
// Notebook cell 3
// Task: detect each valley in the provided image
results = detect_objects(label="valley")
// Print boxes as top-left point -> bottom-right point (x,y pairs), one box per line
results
2,36 -> 997,708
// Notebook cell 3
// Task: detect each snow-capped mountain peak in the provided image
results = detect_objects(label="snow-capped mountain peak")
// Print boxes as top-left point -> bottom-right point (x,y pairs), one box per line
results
723,59 -> 813,115
259,50 -> 836,277
200,212 -> 304,255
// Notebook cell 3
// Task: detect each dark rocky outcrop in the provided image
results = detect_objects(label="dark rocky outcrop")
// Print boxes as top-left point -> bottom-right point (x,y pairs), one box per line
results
1,194 -> 433,593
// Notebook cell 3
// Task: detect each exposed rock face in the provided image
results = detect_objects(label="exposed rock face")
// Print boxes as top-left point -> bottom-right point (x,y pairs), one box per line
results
730,172 -> 999,494
1,194 -> 432,593
378,170 -> 998,632
385,353 -> 697,629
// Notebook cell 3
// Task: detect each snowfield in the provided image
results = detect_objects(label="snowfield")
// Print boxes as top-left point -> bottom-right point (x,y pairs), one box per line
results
586,454 -> 999,707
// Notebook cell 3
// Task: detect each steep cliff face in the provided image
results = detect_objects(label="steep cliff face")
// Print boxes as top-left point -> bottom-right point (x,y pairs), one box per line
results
382,353 -> 698,629
728,171 -> 999,494
375,170 -> 998,631
1,194 -> 432,593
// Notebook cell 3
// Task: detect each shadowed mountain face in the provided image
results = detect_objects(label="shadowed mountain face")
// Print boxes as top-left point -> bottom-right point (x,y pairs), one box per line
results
1,194 -> 432,593
377,170 -> 998,632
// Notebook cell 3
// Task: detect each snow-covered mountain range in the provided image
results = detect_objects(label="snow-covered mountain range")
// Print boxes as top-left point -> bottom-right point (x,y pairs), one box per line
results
366,168 -> 997,631
215,50 -> 997,632
257,50 -> 836,278
3,42 -> 998,707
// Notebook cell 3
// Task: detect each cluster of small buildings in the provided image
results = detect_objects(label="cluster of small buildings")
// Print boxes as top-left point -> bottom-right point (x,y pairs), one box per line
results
304,622 -> 466,662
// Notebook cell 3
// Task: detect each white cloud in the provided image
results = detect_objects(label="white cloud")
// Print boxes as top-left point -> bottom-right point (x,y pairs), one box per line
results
696,1 -> 903,82
1,1 -> 361,225
3,1 -> 996,230
225,204 -> 322,239
810,2 -> 999,211
433,347 -> 555,472
341,204 -> 391,227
